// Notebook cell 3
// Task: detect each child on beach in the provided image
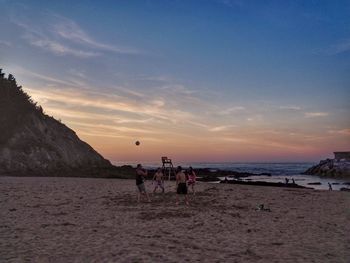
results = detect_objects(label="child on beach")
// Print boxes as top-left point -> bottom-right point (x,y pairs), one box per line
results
187,166 -> 196,195
153,168 -> 165,193
136,164 -> 151,203
176,166 -> 189,205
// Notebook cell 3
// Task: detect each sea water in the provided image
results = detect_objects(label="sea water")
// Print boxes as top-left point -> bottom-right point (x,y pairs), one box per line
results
113,161 -> 349,191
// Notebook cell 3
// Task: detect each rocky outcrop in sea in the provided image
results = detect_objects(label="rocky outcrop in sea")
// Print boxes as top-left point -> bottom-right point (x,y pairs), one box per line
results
0,69 -> 114,177
304,158 -> 350,178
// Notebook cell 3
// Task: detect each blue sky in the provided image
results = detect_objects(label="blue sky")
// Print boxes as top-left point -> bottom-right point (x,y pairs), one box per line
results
1,0 -> 349,162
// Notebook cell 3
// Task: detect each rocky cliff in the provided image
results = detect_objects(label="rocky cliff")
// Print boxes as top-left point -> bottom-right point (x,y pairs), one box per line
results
304,158 -> 350,178
0,69 -> 114,177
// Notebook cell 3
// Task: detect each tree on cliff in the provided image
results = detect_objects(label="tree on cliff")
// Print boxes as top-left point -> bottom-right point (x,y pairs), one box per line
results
0,69 -> 43,145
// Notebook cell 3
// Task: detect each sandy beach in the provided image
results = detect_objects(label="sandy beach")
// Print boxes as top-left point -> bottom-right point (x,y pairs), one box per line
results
0,176 -> 349,263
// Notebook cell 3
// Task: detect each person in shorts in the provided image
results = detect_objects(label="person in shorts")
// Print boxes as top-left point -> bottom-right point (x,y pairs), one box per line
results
176,166 -> 189,205
136,164 -> 151,203
153,168 -> 165,193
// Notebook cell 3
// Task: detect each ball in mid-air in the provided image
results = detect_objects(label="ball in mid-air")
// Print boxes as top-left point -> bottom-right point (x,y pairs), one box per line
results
135,141 -> 140,146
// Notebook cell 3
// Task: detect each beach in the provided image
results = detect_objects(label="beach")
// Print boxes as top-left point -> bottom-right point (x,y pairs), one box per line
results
0,176 -> 349,263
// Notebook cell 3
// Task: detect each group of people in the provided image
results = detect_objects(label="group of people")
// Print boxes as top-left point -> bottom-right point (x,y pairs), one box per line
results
285,178 -> 296,185
135,164 -> 197,205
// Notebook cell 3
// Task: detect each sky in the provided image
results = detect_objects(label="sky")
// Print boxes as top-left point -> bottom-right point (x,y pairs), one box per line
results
1,0 -> 349,163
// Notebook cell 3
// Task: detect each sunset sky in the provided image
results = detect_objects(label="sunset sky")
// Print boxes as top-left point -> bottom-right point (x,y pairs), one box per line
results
1,0 -> 349,163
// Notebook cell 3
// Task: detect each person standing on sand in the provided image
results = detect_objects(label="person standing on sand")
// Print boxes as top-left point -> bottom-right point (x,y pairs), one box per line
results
153,168 -> 165,193
187,166 -> 196,195
136,164 -> 151,203
176,166 -> 189,205
328,182 -> 333,191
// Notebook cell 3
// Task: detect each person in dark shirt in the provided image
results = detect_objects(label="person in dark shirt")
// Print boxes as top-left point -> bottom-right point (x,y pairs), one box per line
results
136,164 -> 151,203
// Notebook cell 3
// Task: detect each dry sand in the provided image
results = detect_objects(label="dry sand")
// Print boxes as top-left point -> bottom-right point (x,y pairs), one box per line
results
0,176 -> 349,263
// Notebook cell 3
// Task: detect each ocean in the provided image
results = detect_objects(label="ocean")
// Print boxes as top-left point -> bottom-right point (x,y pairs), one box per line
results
113,161 -> 349,191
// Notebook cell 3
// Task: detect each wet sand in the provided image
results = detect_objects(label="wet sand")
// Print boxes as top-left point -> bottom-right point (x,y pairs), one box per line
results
0,177 -> 349,262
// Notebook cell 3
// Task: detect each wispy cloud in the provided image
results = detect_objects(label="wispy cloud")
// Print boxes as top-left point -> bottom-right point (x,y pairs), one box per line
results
24,86 -> 198,129
68,69 -> 87,79
213,129 -> 317,151
113,86 -> 145,98
138,75 -> 172,83
317,38 -> 350,55
304,112 -> 329,118
279,105 -> 301,111
26,88 -> 155,115
14,20 -> 98,58
23,84 -> 218,145
328,128 -> 350,135
13,14 -> 141,58
246,114 -> 264,123
0,40 -> 11,47
160,84 -> 197,96
329,39 -> 350,55
53,15 -> 140,54
217,0 -> 245,8
219,106 -> 245,115
68,121 -> 158,135
11,66 -> 81,87
16,65 -> 207,131
27,36 -> 100,58
209,125 -> 236,132
221,137 -> 248,143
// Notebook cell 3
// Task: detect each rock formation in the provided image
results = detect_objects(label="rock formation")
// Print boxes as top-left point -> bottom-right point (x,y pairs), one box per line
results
304,154 -> 350,178
0,69 -> 114,177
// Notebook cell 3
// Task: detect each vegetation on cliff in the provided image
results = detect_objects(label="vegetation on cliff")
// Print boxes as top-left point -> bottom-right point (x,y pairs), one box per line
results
0,69 -> 43,145
0,69 -> 113,176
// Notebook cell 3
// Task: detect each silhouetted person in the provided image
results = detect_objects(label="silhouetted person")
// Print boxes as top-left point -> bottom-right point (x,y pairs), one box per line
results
328,182 -> 333,191
136,164 -> 151,202
153,167 -> 165,193
285,178 -> 289,185
292,178 -> 295,184
187,166 -> 197,195
176,166 -> 189,205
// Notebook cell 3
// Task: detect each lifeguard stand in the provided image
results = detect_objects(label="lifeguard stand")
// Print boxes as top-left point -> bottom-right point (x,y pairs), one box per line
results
161,156 -> 175,180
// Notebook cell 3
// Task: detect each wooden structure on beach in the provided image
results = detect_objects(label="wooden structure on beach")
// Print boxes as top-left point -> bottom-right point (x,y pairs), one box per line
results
161,156 -> 175,180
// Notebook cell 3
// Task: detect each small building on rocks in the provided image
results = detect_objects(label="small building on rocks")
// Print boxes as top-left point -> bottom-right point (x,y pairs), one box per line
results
334,152 -> 350,161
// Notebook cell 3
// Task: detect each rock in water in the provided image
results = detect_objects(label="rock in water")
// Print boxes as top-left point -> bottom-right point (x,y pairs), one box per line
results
304,156 -> 350,178
0,69 -> 113,177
